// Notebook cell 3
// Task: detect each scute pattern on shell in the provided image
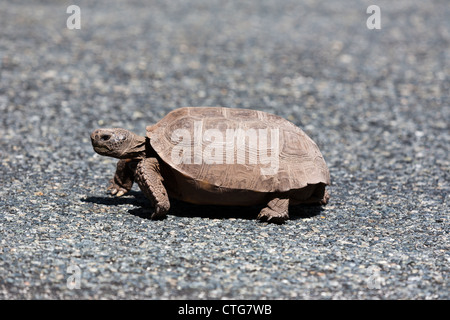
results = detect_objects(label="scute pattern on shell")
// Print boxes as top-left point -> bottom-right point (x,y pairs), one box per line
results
147,107 -> 330,193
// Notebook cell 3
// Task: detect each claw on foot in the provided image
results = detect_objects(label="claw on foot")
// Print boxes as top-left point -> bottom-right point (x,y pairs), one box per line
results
107,180 -> 128,197
116,190 -> 125,197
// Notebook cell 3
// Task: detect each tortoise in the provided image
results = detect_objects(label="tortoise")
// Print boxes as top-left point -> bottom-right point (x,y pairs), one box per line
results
90,107 -> 330,223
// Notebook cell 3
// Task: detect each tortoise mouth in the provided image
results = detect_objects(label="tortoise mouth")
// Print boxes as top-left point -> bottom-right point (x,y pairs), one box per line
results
93,145 -> 110,154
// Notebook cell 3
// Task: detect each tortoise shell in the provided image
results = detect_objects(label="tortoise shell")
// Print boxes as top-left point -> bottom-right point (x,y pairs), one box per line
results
146,107 -> 330,194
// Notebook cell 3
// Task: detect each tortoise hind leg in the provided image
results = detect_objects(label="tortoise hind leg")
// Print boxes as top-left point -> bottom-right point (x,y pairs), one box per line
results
320,189 -> 330,205
257,194 -> 289,223
134,158 -> 170,219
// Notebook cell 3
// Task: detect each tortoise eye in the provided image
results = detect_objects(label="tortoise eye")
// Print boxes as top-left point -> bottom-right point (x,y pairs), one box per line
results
100,134 -> 111,141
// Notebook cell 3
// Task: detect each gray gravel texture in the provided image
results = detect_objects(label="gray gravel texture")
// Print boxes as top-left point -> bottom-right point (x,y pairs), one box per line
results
0,0 -> 448,299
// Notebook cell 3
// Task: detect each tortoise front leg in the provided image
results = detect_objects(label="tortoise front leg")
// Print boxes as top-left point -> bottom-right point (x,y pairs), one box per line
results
134,158 -> 170,219
108,159 -> 135,197
257,194 -> 289,223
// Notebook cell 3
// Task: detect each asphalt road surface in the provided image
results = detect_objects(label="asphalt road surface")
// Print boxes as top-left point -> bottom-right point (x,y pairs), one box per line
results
0,0 -> 448,299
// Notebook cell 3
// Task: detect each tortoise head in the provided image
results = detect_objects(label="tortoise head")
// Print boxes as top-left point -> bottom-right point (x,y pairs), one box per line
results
91,128 -> 146,159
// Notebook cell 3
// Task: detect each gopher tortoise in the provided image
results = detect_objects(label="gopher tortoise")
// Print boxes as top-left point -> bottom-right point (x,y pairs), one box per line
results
90,107 -> 330,223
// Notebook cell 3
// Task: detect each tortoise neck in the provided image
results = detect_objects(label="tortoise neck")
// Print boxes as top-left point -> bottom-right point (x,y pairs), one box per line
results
123,135 -> 146,159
